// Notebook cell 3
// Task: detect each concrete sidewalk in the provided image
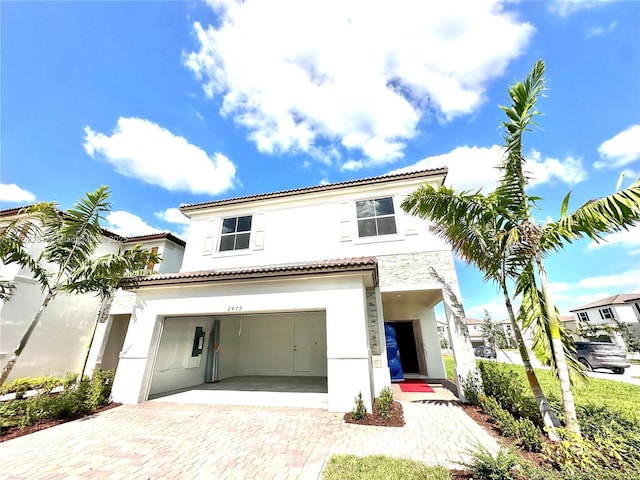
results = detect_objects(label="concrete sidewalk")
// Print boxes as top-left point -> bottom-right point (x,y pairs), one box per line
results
0,400 -> 498,480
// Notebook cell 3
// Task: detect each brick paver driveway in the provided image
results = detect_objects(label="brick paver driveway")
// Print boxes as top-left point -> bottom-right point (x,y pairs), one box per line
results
0,400 -> 498,480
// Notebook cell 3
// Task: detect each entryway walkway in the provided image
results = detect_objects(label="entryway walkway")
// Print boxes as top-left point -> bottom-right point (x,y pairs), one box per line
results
0,400 -> 498,480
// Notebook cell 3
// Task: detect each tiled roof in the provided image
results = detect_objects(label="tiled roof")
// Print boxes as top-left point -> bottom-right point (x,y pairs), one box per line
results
126,232 -> 186,248
119,257 -> 379,289
569,293 -> 640,312
464,318 -> 484,325
180,168 -> 447,214
0,205 -> 32,217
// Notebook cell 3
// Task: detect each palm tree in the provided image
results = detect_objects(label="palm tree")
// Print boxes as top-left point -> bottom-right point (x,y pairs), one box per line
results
0,186 -> 160,386
0,204 -> 54,301
402,186 -> 562,436
403,60 -> 640,436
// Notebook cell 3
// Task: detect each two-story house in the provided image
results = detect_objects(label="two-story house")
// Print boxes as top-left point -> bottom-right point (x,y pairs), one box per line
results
570,293 -> 640,348
110,169 -> 475,412
0,206 -> 185,380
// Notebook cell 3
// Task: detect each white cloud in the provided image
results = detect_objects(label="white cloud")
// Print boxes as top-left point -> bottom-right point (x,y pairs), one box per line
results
588,224 -> 640,255
577,269 -> 640,291
155,207 -> 190,225
584,21 -> 617,39
185,1 -> 533,166
0,184 -> 36,204
388,145 -> 587,191
105,211 -> 161,238
548,0 -> 613,17
595,125 -> 640,170
83,117 -> 237,195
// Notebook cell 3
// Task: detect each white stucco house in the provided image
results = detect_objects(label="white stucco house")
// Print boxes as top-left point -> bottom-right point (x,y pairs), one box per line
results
109,169 -> 476,412
0,206 -> 185,380
570,293 -> 640,348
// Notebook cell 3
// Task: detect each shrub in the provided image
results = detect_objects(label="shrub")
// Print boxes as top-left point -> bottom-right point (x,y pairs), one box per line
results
375,386 -> 394,420
460,445 -> 520,480
352,392 -> 367,420
478,362 -> 541,427
516,418 -> 542,452
461,370 -> 483,405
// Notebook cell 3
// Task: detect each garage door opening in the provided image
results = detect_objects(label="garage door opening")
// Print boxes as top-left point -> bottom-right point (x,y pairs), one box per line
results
148,311 -> 328,407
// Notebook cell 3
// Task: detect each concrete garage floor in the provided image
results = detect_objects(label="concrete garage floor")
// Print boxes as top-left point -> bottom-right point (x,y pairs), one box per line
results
148,375 -> 458,409
149,376 -> 330,409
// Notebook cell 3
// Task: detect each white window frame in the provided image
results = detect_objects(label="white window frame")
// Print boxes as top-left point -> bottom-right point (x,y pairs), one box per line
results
577,312 -> 589,323
355,196 -> 398,239
218,215 -> 253,252
599,307 -> 614,320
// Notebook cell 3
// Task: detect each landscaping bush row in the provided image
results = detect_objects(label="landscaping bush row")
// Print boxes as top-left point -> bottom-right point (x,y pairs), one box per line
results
0,372 -> 79,397
0,369 -> 115,432
463,361 -> 640,479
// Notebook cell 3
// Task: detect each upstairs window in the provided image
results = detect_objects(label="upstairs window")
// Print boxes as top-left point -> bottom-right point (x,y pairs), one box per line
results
219,215 -> 252,251
599,307 -> 614,320
356,197 -> 397,237
577,312 -> 589,323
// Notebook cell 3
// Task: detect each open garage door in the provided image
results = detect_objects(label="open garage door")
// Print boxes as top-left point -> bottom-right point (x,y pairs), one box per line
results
148,311 -> 327,403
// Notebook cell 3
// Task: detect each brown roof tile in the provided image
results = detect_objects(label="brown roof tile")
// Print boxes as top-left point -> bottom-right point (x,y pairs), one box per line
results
569,293 -> 640,312
180,168 -> 447,214
120,257 -> 379,289
126,232 -> 186,248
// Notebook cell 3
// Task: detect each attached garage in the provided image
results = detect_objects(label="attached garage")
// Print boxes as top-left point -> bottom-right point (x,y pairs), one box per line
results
148,312 -> 327,399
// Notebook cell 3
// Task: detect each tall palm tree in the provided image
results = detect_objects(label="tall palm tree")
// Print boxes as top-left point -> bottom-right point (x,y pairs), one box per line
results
0,186 -> 160,386
402,187 -> 561,436
403,60 -> 640,437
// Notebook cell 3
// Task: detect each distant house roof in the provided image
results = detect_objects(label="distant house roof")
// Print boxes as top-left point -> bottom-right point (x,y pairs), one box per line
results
464,318 -> 484,325
570,293 -> 640,312
180,168 -> 447,214
120,257 -> 379,290
126,232 -> 186,248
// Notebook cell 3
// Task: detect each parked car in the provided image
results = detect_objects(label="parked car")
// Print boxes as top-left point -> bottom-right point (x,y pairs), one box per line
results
573,342 -> 630,374
474,345 -> 497,359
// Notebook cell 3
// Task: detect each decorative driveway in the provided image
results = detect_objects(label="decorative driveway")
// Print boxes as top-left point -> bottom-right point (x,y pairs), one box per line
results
0,400 -> 498,480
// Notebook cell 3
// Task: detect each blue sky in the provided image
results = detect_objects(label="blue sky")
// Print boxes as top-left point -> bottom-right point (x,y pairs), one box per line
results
1,0 -> 639,320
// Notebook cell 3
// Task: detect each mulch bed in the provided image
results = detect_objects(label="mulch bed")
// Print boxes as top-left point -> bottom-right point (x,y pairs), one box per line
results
343,400 -> 405,427
0,402 -> 121,443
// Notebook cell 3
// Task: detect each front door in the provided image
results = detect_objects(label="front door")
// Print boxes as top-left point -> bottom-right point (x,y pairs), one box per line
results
293,320 -> 311,372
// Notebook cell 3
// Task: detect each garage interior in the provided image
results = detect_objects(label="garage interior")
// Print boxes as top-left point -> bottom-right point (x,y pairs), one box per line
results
147,311 -> 329,407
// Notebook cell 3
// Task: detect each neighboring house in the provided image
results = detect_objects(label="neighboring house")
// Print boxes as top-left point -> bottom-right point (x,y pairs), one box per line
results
110,169 -> 476,412
464,318 -> 485,348
0,207 -> 185,380
570,293 -> 640,349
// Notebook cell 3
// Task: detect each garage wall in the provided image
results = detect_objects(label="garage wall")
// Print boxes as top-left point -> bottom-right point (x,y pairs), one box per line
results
218,312 -> 327,378
149,316 -> 214,395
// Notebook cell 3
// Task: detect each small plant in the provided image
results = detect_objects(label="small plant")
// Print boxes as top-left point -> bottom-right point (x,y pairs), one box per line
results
461,369 -> 483,405
460,445 -> 520,480
352,392 -> 367,420
375,386 -> 394,420
516,417 -> 543,452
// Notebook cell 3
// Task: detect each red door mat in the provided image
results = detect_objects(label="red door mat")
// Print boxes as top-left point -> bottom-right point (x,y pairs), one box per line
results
398,379 -> 435,393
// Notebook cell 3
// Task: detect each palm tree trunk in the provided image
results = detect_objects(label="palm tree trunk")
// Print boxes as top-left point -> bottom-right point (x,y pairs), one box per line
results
78,295 -> 114,381
501,281 -> 560,439
0,289 -> 54,386
536,255 -> 581,436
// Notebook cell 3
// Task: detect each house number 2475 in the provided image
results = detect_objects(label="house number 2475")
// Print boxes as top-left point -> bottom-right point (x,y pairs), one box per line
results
227,306 -> 243,312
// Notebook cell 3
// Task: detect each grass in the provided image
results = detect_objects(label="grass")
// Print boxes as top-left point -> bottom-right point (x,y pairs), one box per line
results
442,354 -> 640,417
322,455 -> 452,480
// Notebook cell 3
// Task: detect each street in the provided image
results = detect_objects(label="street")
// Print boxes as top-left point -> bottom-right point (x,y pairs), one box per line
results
493,349 -> 640,386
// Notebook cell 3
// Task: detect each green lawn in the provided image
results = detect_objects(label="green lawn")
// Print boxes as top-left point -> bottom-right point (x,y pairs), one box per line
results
442,354 -> 640,417
322,455 -> 452,480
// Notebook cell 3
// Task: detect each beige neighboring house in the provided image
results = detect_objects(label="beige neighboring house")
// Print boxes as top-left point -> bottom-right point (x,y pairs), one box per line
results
0,206 -> 186,380
464,318 -> 485,348
570,293 -> 640,349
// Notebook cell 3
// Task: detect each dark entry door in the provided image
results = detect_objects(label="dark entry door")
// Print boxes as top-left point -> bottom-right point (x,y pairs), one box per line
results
388,321 -> 420,373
